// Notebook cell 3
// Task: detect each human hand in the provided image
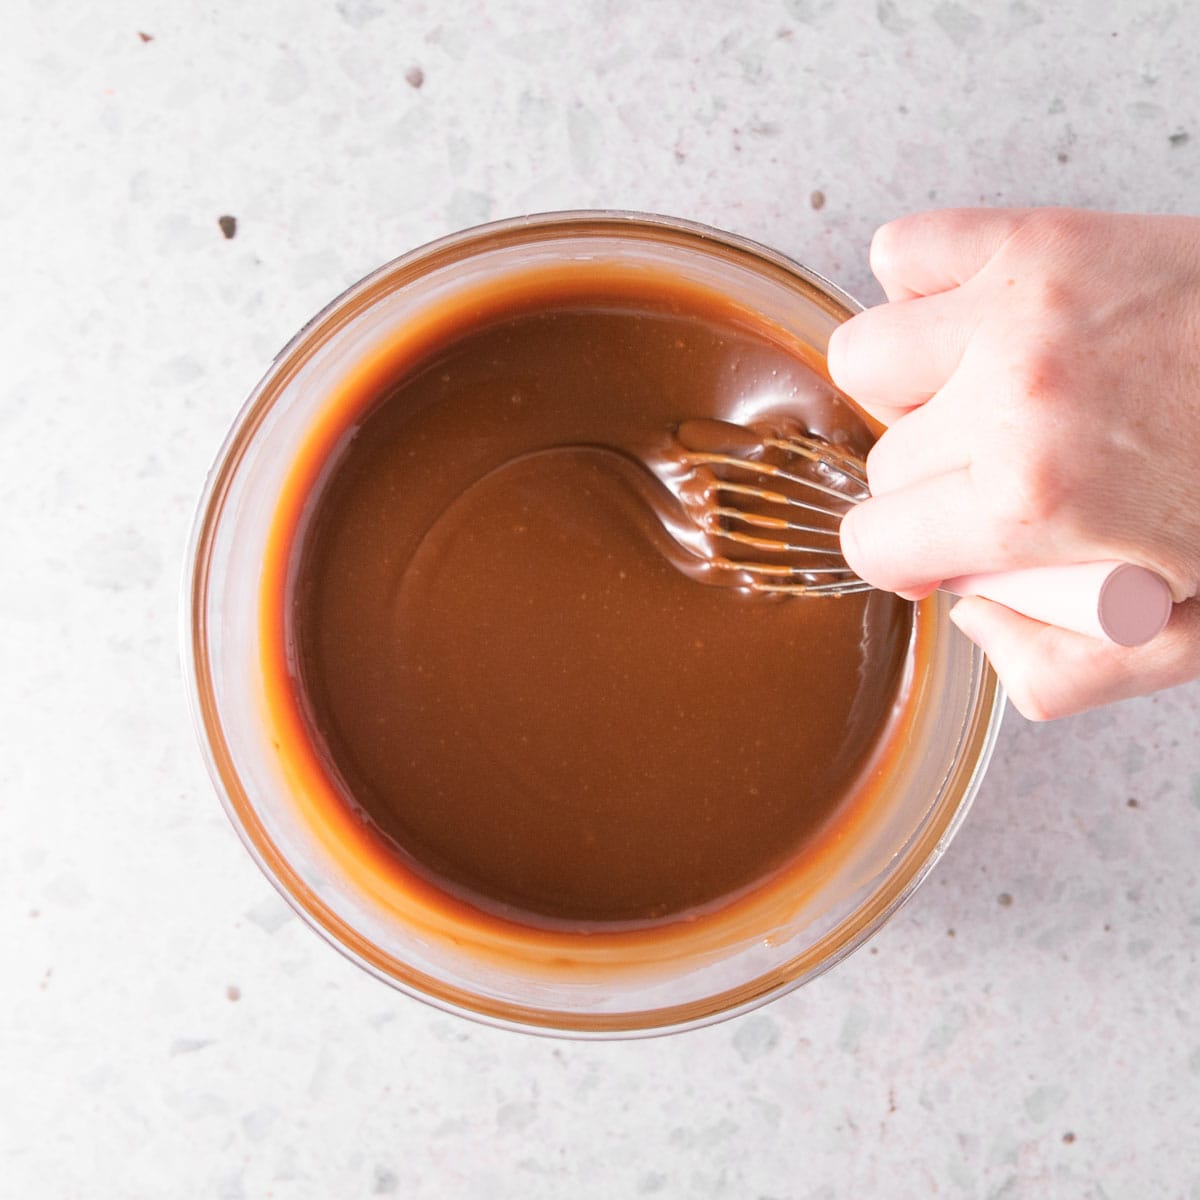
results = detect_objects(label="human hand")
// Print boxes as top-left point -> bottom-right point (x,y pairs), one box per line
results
826,207 -> 1200,720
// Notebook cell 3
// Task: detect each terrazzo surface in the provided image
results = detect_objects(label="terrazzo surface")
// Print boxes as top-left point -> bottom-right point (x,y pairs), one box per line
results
2,1 -> 1198,1196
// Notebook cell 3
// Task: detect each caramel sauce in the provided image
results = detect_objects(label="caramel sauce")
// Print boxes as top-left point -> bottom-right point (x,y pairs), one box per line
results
259,262 -> 919,958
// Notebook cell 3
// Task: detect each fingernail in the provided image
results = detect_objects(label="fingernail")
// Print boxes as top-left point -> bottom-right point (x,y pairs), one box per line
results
897,584 -> 939,601
826,322 -> 850,387
838,507 -> 863,577
949,599 -> 985,648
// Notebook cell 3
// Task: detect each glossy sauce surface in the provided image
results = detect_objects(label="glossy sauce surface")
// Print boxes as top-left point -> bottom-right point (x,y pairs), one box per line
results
280,270 -> 912,930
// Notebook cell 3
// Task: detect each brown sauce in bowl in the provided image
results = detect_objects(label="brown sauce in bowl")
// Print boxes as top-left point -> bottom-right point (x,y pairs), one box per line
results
262,262 -> 913,937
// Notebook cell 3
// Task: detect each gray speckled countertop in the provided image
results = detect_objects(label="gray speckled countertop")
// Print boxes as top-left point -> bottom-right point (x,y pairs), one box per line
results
3,2 -> 1198,1196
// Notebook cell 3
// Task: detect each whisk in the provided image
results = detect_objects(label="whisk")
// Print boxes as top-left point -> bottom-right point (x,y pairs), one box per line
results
671,419 -> 1172,648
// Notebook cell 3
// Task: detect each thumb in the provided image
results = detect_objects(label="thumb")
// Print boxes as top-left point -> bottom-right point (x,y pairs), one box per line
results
948,595 -> 1200,721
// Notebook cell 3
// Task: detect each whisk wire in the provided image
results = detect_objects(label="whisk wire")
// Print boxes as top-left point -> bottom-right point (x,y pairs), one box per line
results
709,505 -> 841,539
680,429 -> 871,598
762,433 -> 870,489
681,450 -> 866,507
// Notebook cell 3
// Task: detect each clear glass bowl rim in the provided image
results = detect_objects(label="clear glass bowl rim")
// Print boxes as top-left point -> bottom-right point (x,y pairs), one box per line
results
181,209 -> 1006,1039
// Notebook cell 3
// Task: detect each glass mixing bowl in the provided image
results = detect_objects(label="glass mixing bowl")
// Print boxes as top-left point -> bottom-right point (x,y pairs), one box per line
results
183,212 -> 1004,1037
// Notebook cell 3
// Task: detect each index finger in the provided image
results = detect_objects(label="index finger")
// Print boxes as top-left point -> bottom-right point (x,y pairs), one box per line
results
838,467 -> 1070,594
871,207 -> 1030,301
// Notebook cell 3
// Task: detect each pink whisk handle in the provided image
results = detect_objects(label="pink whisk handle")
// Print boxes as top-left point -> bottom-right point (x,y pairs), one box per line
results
941,561 -> 1173,647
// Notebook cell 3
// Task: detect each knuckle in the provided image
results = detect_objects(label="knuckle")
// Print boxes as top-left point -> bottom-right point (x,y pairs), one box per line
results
1003,211 -> 1094,319
1014,207 -> 1091,254
990,450 -> 1068,530
1009,346 -> 1068,405
1031,277 -> 1078,323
